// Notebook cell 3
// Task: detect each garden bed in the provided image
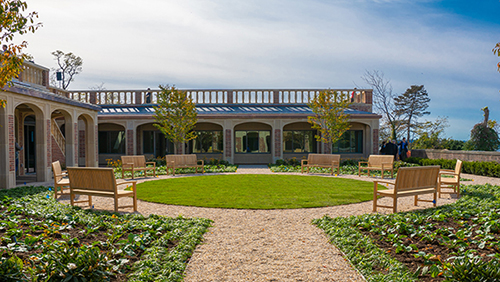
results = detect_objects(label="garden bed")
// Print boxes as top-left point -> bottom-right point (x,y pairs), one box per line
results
314,184 -> 500,281
0,186 -> 211,281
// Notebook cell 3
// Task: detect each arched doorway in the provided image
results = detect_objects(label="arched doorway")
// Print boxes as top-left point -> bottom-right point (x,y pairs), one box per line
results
233,122 -> 272,164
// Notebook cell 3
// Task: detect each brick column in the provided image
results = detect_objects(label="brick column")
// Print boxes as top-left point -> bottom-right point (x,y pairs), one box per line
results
74,123 -> 78,165
127,129 -> 134,155
46,119 -> 51,168
274,129 -> 281,158
225,129 -> 232,158
8,115 -> 14,172
373,129 -> 379,155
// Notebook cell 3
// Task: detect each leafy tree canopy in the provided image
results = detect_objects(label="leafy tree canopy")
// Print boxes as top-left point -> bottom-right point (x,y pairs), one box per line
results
394,85 -> 430,142
51,50 -> 82,90
467,107 -> 500,151
307,89 -> 351,147
0,0 -> 42,107
153,85 -> 198,154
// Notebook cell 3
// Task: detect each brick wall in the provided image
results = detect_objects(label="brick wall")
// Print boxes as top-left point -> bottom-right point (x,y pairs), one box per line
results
51,136 -> 65,166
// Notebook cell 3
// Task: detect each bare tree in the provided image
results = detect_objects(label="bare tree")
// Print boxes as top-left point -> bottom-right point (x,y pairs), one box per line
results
361,70 -> 401,140
51,50 -> 82,90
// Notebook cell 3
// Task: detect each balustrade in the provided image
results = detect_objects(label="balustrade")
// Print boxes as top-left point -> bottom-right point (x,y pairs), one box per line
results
66,88 -> 372,106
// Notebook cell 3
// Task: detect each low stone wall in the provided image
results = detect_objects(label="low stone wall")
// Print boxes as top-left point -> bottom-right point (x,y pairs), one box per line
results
411,149 -> 500,164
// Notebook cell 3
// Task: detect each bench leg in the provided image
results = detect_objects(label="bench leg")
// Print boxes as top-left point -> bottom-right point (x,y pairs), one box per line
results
88,195 -> 92,208
392,197 -> 397,213
70,192 -> 75,206
381,169 -> 384,179
414,195 -> 418,206
114,197 -> 119,213
433,192 -> 437,207
373,183 -> 378,212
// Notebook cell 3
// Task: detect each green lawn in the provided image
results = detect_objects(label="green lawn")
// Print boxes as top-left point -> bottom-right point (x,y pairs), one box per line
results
136,174 -> 375,209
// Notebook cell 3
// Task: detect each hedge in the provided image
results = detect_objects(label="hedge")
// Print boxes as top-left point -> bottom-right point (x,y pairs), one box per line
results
405,157 -> 500,178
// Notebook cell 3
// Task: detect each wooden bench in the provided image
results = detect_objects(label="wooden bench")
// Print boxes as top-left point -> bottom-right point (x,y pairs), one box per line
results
373,166 -> 440,213
359,155 -> 394,179
301,154 -> 340,175
67,167 -> 137,212
438,159 -> 462,198
121,155 -> 156,179
166,154 -> 204,176
52,160 -> 70,199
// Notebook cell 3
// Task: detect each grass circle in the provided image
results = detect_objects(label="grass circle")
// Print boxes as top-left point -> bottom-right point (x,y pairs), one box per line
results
136,174 -> 374,209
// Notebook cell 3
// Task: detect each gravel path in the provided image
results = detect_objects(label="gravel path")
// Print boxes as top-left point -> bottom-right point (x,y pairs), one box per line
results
33,167 -> 500,281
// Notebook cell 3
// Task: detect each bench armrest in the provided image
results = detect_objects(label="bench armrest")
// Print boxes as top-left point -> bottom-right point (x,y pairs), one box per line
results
373,179 -> 395,187
116,180 -> 137,188
55,173 -> 67,177
145,161 -> 156,167
301,159 -> 308,165
122,163 -> 134,169
358,161 -> 368,166
439,169 -> 455,174
197,159 -> 204,166
439,171 -> 459,177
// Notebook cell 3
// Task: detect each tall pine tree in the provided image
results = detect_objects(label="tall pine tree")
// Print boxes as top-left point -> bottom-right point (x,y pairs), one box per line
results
394,85 -> 430,142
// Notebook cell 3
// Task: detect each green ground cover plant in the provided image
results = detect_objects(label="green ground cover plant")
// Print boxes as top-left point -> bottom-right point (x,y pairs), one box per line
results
106,158 -> 237,179
313,184 -> 500,282
135,174 -> 376,209
0,186 -> 211,282
269,159 -> 419,177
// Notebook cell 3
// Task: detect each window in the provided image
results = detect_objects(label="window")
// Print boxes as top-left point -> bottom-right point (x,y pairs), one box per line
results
283,130 -> 317,153
191,131 -> 223,153
143,131 -> 174,157
332,130 -> 363,153
235,130 -> 271,153
99,131 -> 125,154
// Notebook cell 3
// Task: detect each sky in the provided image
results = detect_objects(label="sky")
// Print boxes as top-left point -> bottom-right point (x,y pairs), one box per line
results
16,0 -> 500,140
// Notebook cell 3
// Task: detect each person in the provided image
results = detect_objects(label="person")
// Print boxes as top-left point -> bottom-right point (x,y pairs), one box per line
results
399,137 -> 409,161
1,45 -> 7,54
15,138 -> 23,175
379,141 -> 387,155
389,139 -> 398,161
145,88 -> 151,103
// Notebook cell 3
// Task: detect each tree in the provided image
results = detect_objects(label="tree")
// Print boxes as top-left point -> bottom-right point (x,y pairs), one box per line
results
467,107 -> 500,151
411,116 -> 449,149
394,85 -> 430,142
361,70 -> 402,141
307,89 -> 351,149
51,50 -> 82,90
0,0 -> 42,107
493,42 -> 500,74
153,85 -> 198,154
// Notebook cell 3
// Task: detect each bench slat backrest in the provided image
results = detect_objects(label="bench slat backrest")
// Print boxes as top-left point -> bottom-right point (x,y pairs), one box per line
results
121,155 -> 146,167
394,166 -> 440,192
308,154 -> 340,165
67,167 -> 117,192
166,154 -> 198,165
453,160 -> 463,181
368,155 -> 394,167
52,161 -> 63,182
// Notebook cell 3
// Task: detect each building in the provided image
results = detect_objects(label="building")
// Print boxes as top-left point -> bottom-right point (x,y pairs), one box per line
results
0,61 -> 381,189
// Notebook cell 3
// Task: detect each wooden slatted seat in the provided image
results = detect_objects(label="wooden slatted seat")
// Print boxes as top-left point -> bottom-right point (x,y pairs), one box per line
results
67,167 -> 137,212
166,154 -> 204,176
52,160 -> 70,199
373,166 -> 440,213
359,155 -> 394,179
438,159 -> 462,198
301,154 -> 341,175
121,155 -> 156,179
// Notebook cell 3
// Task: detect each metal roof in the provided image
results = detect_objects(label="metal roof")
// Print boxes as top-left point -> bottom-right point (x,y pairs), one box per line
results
99,104 -> 377,116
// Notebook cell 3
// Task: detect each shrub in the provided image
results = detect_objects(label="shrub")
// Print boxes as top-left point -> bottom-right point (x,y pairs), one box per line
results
405,157 -> 500,178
